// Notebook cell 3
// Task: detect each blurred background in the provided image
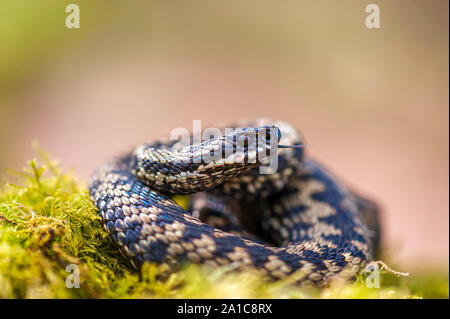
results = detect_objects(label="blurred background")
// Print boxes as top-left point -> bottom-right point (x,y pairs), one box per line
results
0,1 -> 448,270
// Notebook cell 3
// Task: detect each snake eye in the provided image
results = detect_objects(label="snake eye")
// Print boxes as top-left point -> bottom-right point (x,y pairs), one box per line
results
274,127 -> 281,142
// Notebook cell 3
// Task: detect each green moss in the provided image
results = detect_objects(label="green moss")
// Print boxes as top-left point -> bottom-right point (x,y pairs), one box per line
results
0,146 -> 448,298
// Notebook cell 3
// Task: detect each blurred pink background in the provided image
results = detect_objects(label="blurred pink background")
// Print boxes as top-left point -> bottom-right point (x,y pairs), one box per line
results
0,1 -> 448,269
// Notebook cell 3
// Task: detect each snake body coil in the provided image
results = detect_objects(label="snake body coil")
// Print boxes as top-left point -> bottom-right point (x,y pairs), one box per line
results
89,119 -> 380,285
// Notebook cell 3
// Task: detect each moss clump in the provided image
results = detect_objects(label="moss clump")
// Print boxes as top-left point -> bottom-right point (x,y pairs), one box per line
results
0,147 -> 448,298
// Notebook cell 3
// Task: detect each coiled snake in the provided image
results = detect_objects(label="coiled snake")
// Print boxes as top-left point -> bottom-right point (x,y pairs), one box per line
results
89,119 -> 380,286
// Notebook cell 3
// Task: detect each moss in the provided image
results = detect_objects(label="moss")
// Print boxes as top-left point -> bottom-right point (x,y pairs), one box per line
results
0,146 -> 448,298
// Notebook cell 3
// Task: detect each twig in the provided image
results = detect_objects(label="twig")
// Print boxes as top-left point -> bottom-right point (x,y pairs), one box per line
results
369,260 -> 409,277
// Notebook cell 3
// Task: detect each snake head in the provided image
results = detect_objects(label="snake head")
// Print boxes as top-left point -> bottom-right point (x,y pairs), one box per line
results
131,125 -> 289,194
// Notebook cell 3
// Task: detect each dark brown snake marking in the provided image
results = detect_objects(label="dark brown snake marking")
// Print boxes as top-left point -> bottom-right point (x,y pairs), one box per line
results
89,119 -> 380,285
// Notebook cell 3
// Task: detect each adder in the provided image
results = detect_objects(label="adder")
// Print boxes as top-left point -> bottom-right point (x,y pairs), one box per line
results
89,119 -> 380,286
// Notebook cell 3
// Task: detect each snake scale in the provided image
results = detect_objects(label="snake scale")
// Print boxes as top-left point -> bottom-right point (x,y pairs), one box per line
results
89,119 -> 380,286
